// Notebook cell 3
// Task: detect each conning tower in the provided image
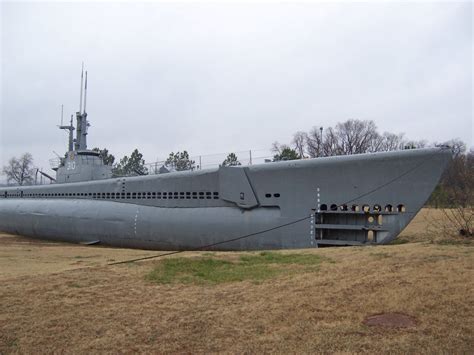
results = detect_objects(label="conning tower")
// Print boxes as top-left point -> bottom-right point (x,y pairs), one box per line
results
54,65 -> 112,183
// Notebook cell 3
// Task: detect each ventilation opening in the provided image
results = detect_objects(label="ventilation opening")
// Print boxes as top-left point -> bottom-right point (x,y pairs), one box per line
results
397,204 -> 406,212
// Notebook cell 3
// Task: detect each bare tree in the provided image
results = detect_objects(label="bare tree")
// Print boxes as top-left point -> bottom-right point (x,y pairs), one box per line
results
2,153 -> 35,185
322,127 -> 340,156
271,141 -> 289,155
428,143 -> 473,238
305,120 -> 400,157
378,132 -> 406,152
300,119 -> 423,158
333,119 -> 380,155
306,127 -> 324,158
440,150 -> 473,238
292,131 -> 307,158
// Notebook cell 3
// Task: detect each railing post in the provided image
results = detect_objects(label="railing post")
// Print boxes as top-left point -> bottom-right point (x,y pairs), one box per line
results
249,150 -> 252,165
199,156 -> 202,170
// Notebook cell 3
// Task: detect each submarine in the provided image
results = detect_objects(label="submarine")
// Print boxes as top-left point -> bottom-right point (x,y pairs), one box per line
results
0,69 -> 451,250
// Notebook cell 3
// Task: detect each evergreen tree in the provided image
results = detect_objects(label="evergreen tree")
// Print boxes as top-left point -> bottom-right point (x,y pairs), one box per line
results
273,147 -> 300,161
113,149 -> 148,176
92,147 -> 115,166
165,151 -> 195,171
222,153 -> 241,167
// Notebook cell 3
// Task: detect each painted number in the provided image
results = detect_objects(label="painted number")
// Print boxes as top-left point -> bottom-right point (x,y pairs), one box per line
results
66,161 -> 76,170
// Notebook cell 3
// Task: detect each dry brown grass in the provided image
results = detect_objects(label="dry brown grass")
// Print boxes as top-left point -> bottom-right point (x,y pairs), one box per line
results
0,209 -> 473,353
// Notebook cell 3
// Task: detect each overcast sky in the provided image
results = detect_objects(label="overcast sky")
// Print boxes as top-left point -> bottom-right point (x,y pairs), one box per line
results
1,1 -> 472,176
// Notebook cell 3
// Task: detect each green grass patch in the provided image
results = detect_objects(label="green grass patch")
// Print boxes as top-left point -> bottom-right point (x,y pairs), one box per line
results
434,238 -> 474,246
390,237 -> 411,245
146,252 -> 327,285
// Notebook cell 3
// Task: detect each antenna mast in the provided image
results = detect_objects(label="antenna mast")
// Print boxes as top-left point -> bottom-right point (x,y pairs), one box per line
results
79,62 -> 84,113
75,64 -> 89,151
83,71 -> 88,114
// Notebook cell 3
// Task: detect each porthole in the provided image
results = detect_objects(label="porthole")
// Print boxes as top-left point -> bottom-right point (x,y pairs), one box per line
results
373,204 -> 381,212
385,204 -> 393,212
340,204 -> 348,211
397,204 -> 406,213
362,205 -> 370,213
274,193 -> 280,198
330,204 -> 338,211
320,204 -> 327,211
265,193 -> 271,198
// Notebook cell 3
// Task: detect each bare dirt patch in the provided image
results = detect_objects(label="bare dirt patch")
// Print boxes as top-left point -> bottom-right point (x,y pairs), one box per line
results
363,313 -> 417,328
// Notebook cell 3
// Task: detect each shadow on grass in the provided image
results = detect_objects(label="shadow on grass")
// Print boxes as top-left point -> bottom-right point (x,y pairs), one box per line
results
146,252 -> 330,285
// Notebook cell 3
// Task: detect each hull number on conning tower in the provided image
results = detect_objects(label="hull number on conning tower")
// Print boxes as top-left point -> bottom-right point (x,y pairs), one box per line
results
66,161 -> 76,170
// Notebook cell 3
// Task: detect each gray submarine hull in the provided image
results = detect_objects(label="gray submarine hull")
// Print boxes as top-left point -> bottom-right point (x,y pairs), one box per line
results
0,148 -> 451,250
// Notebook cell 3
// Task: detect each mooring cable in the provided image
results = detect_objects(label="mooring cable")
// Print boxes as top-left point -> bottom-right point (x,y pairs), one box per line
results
108,149 -> 444,265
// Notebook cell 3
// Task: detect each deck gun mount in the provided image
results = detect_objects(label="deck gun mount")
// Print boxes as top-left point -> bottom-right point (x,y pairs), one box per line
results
54,66 -> 112,184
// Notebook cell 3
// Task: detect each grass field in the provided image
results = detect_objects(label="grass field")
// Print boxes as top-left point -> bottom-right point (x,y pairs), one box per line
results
0,209 -> 473,353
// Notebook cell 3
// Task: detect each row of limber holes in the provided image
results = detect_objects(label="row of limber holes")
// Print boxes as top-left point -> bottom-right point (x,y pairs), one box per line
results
320,203 -> 406,213
2,191 -> 220,200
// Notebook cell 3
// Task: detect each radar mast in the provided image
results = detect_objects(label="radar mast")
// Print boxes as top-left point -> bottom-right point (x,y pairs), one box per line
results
75,64 -> 89,151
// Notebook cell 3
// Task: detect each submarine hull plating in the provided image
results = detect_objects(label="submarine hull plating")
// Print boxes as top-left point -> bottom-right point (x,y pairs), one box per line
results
0,148 -> 451,250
